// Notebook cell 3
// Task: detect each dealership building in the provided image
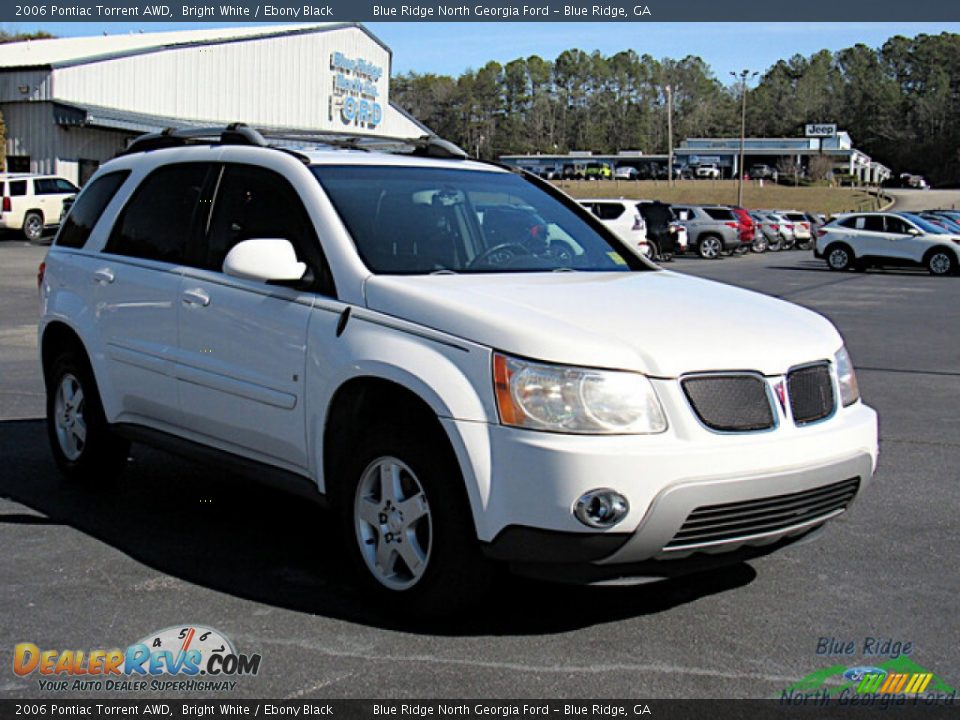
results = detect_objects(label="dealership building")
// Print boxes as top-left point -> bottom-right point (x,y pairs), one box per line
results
501,131 -> 891,184
675,133 -> 891,184
0,24 -> 428,185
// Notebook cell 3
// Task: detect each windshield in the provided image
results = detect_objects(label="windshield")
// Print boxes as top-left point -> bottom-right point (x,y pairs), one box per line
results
312,166 -> 644,274
899,213 -> 949,234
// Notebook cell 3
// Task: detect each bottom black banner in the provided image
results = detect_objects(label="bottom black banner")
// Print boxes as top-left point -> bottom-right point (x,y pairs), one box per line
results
0,699 -> 958,720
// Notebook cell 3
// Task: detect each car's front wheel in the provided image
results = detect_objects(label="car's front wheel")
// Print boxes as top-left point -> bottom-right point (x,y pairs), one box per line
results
339,422 -> 493,613
926,248 -> 955,276
45,350 -> 129,482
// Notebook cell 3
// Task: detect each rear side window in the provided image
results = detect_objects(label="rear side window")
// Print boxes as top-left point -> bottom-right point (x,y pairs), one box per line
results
592,203 -> 625,221
34,178 -> 59,195
105,163 -> 211,264
9,180 -> 27,196
704,208 -> 735,221
55,171 -> 130,249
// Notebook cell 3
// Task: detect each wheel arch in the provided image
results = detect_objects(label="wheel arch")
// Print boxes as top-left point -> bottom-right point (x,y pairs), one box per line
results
321,375 -> 486,537
40,320 -> 87,386
923,244 -> 958,267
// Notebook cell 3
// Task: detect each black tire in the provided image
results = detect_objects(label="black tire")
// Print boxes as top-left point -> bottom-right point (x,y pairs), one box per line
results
925,248 -> 956,276
796,239 -> 814,251
45,350 -> 129,483
825,243 -> 854,272
646,240 -> 660,261
23,211 -> 44,242
697,234 -> 723,259
751,237 -> 768,253
767,237 -> 782,252
335,421 -> 494,615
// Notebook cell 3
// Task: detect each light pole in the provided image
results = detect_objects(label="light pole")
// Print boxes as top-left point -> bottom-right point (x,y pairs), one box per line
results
665,84 -> 674,187
730,69 -> 758,207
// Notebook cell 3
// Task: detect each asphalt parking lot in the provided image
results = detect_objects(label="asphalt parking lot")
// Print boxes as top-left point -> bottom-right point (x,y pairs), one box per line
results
1,211 -> 958,698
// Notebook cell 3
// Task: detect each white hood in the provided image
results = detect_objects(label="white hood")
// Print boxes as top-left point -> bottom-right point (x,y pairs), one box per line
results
363,271 -> 843,378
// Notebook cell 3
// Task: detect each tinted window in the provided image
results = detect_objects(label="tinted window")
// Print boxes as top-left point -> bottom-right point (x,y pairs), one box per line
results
55,171 -> 130,249
838,216 -> 859,229
105,163 -> 210,264
54,178 -> 79,193
34,178 -> 60,195
860,216 -> 885,232
884,216 -> 912,235
203,165 -> 316,272
592,203 -> 625,221
9,180 -> 27,196
314,166 -> 645,274
704,208 -> 735,221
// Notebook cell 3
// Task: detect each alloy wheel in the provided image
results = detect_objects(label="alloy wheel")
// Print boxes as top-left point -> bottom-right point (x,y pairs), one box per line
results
54,373 -> 87,461
354,456 -> 433,591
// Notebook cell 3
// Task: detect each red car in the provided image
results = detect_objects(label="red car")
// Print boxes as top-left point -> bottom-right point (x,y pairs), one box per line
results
730,206 -> 756,246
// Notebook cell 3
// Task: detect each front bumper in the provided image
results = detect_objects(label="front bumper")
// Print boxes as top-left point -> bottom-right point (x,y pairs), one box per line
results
452,398 -> 878,579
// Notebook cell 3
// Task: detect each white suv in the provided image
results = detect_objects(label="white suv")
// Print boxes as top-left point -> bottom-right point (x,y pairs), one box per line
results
1,173 -> 79,240
579,199 -> 649,258
816,211 -> 960,275
39,126 -> 878,609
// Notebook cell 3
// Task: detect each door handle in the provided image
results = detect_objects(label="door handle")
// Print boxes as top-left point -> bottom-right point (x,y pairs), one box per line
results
181,288 -> 211,307
93,268 -> 115,285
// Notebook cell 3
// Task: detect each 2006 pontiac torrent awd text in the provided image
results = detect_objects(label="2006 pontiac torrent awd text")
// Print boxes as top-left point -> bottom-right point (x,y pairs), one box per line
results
38,125 -> 878,611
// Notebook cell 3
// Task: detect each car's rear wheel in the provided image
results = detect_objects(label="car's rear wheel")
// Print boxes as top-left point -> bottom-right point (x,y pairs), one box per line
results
926,248 -> 955,276
751,237 -> 767,253
767,237 -> 782,252
826,244 -> 854,271
45,351 -> 129,482
698,235 -> 722,259
338,422 -> 493,613
23,211 -> 44,242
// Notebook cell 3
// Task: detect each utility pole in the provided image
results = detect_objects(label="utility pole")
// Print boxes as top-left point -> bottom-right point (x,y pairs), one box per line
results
730,69 -> 757,207
666,84 -> 674,187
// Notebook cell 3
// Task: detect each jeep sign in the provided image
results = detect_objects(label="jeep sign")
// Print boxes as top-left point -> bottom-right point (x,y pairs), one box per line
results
805,123 -> 837,137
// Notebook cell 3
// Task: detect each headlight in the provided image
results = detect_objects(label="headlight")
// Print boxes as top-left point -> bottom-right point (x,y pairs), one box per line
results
834,346 -> 860,407
493,353 -> 667,434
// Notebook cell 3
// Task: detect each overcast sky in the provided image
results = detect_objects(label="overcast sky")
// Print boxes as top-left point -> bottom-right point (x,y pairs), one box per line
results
5,21 -> 959,82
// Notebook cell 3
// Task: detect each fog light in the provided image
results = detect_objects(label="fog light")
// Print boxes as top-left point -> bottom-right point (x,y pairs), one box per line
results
574,490 -> 629,529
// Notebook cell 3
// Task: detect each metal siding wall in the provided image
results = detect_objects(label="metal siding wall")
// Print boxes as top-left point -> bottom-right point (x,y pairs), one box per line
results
0,70 -> 52,103
1,101 -> 131,184
2,102 -> 56,174
50,28 -> 421,135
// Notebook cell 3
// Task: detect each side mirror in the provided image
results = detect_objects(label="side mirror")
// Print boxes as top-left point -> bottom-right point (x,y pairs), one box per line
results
907,227 -> 922,236
222,239 -> 307,283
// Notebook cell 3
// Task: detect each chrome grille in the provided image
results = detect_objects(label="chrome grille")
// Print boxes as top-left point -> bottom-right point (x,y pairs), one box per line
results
681,375 -> 774,432
788,363 -> 835,425
665,478 -> 860,550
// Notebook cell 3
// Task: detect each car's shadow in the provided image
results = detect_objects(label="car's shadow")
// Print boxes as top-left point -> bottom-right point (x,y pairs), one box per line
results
0,419 -> 756,636
768,262 -> 933,277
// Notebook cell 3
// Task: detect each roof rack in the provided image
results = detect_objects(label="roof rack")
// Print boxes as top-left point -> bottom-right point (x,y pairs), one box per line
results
121,123 -> 469,160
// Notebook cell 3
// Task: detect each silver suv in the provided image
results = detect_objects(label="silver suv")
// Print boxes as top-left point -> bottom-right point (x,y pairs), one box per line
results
672,205 -> 742,259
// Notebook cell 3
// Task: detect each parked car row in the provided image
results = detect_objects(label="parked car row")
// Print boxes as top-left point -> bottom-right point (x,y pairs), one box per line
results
816,210 -> 960,275
580,198 -> 826,262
